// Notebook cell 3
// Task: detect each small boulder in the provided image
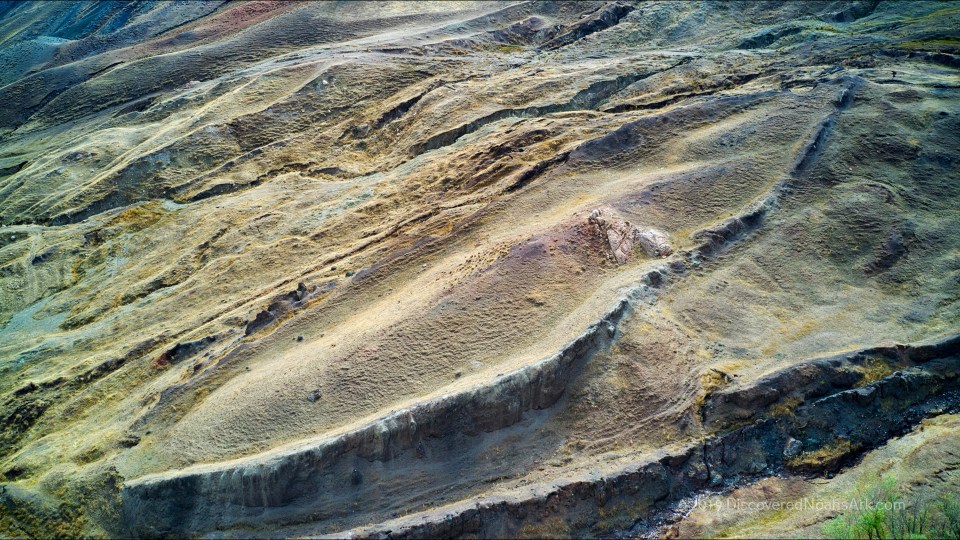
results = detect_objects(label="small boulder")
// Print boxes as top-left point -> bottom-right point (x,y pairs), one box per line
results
635,227 -> 672,257
783,437 -> 803,458
588,207 -> 672,263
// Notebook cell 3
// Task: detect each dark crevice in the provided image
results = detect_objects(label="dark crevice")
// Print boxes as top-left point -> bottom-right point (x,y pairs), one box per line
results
538,2 -> 635,52
602,71 -> 763,114
876,49 -> 960,70
504,151 -> 569,192
409,61 -> 687,157
827,0 -> 881,23
86,60 -> 125,79
185,178 -> 263,203
372,81 -> 443,130
0,160 -> 28,177
735,26 -> 803,50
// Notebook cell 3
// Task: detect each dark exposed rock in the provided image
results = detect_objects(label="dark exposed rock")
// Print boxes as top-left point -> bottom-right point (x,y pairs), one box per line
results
160,335 -> 217,365
344,335 -> 960,539
539,2 -> 635,51
827,0 -> 880,23
783,437 -> 802,458
735,26 -> 803,50
29,246 -> 57,265
245,310 -> 275,336
0,160 -> 27,177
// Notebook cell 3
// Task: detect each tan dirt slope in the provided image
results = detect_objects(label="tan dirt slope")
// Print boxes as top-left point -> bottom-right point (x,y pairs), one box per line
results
0,1 -> 958,537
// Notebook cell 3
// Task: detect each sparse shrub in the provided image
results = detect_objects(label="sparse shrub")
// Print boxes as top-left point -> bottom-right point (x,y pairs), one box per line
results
933,495 -> 960,540
823,477 -> 960,540
889,492 -> 929,539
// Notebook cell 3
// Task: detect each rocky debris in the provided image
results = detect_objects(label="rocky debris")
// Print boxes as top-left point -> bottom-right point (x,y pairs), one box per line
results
783,437 -> 802,458
154,335 -> 218,367
244,282 -> 315,336
636,228 -> 673,258
490,16 -> 548,45
588,207 -> 671,263
244,309 -> 275,336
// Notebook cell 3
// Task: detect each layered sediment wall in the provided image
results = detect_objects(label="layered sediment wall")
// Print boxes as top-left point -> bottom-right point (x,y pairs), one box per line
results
343,334 -> 960,539
122,290 -> 642,536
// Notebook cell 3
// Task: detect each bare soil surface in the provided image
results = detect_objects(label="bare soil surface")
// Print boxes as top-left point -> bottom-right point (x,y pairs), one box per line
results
0,1 -> 957,537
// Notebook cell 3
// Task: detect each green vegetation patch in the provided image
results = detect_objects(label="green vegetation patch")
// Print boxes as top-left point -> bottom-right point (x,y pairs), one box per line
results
823,476 -> 960,540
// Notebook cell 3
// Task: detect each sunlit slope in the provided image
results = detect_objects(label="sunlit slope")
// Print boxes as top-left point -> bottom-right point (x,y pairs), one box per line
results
0,1 -> 958,537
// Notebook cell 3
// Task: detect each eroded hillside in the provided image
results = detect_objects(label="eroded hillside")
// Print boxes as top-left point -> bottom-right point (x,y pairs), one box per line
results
0,1 -> 958,537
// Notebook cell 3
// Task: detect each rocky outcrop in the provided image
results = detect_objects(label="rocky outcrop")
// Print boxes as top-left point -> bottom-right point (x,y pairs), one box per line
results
539,2 -> 635,51
588,207 -> 671,263
704,334 -> 960,430
244,282 -> 314,336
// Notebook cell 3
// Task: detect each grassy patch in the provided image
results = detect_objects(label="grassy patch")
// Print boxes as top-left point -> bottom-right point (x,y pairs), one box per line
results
823,477 -> 960,539
896,38 -> 960,53
787,438 -> 860,472
107,203 -> 164,231
769,395 -> 804,418
858,356 -> 897,385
